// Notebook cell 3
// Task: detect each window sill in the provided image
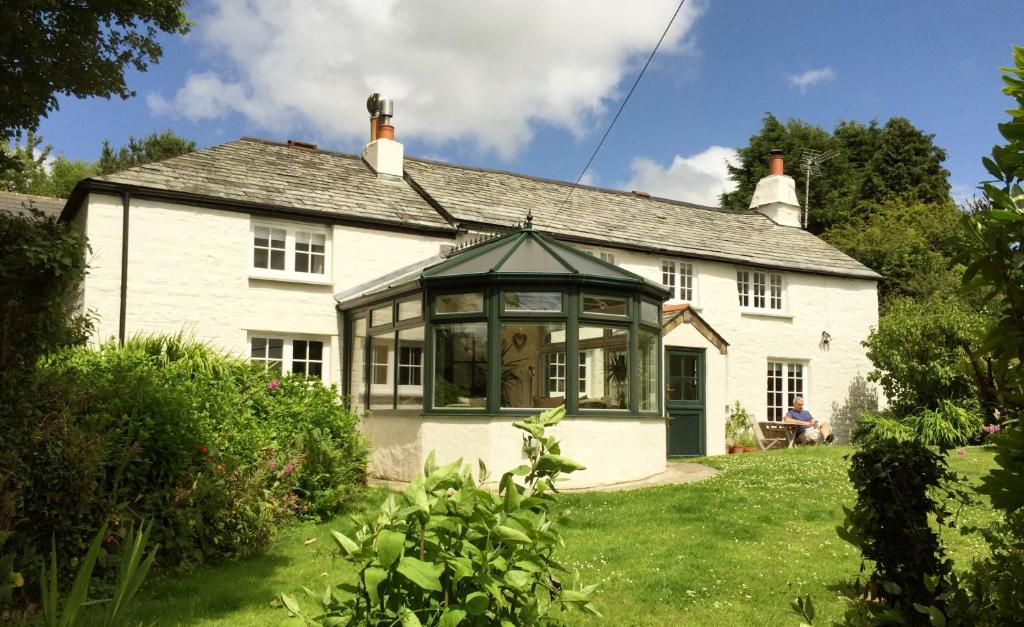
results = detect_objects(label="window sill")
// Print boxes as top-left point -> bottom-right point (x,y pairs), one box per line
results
740,309 -> 793,320
249,270 -> 333,286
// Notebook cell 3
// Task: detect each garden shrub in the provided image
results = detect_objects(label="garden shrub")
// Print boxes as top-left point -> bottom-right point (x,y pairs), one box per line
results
0,334 -> 368,602
852,401 -> 983,449
837,440 -> 960,624
830,376 -> 879,445
0,207 -> 92,375
282,406 -> 599,626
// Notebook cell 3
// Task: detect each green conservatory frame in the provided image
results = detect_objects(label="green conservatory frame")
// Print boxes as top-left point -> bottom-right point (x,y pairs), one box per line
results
339,220 -> 670,417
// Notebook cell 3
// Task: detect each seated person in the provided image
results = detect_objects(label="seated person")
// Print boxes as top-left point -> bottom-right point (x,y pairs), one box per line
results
782,396 -> 834,444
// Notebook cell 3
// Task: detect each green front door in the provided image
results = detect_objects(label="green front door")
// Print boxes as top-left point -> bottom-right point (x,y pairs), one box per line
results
666,348 -> 705,457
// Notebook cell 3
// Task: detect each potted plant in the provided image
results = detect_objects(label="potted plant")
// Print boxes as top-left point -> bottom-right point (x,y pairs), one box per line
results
737,433 -> 759,453
725,401 -> 752,453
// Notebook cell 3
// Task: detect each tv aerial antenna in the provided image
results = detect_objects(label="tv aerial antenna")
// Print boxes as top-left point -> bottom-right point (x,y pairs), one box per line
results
798,148 -> 838,229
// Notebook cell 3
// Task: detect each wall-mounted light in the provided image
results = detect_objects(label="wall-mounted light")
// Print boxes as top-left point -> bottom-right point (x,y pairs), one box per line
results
820,331 -> 832,351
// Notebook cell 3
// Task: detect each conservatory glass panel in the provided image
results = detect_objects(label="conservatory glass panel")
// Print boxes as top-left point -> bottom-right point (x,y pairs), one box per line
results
397,326 -> 425,409
582,294 -> 627,317
351,317 -> 367,412
638,329 -> 658,411
369,333 -> 395,410
498,322 -> 567,408
435,292 -> 484,314
578,325 -> 630,409
433,322 -> 488,409
504,291 -> 562,313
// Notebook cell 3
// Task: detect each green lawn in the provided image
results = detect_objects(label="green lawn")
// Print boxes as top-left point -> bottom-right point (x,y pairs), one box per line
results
118,446 -> 999,626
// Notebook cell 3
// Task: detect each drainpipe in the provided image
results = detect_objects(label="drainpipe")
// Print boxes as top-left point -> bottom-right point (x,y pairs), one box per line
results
118,190 -> 131,344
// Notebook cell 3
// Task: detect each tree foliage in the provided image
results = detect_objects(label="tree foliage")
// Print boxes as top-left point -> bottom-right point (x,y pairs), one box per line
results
0,208 -> 92,374
825,201 -> 965,308
98,131 -> 197,175
959,47 -> 1024,418
0,2 -> 191,138
721,114 -> 951,234
1,131 -> 194,199
863,295 -> 994,417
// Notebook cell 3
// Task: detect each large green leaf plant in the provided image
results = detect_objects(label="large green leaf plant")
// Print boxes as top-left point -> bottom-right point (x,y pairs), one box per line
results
282,406 -> 599,626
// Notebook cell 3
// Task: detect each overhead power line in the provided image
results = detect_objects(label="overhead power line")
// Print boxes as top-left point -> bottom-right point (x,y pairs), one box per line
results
551,0 -> 689,220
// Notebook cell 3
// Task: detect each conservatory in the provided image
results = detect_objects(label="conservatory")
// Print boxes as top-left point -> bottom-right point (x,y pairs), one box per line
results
336,220 -> 671,488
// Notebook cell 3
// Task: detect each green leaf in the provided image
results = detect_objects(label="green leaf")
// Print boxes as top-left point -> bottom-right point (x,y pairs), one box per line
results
465,591 -> 489,616
513,421 -> 545,439
537,454 -> 586,473
439,608 -> 467,627
364,566 -> 387,607
331,530 -> 360,556
500,474 -> 522,513
396,557 -> 443,591
399,607 -> 423,627
492,525 -> 532,544
404,476 -> 431,514
375,530 -> 405,567
423,450 -> 438,476
448,556 -> 474,582
503,569 -> 531,590
280,592 -> 301,615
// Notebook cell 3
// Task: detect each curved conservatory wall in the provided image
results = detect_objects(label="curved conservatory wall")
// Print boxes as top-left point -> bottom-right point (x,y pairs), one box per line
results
338,223 -> 670,488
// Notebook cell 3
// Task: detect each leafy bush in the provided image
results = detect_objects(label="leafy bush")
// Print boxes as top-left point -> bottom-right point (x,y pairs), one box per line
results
282,406 -> 600,626
852,401 -> 983,450
837,440 -> 959,623
0,207 -> 92,374
725,401 -> 751,446
0,334 -> 368,601
863,295 -> 990,417
830,376 -> 880,445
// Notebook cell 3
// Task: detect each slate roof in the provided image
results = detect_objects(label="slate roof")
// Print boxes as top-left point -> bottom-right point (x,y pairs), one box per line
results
0,191 -> 64,219
404,158 -> 879,279
67,137 -> 879,280
86,138 -> 452,231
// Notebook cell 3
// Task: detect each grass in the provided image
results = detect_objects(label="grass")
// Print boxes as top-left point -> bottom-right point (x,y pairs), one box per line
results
115,446 -> 999,626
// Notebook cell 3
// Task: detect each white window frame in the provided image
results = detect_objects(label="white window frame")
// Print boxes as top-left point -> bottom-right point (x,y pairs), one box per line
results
397,343 -> 423,388
662,259 -> 697,303
250,219 -> 332,284
545,351 -> 587,395
767,359 -> 806,421
248,333 -> 330,384
737,268 -> 784,313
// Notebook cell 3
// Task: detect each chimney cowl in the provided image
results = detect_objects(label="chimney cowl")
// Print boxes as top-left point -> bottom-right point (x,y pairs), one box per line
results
363,93 -> 403,178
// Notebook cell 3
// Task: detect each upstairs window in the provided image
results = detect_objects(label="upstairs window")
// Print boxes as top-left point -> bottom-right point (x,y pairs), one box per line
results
253,226 -> 286,270
294,231 -> 326,274
662,260 -> 695,302
251,220 -> 330,279
737,270 -> 783,311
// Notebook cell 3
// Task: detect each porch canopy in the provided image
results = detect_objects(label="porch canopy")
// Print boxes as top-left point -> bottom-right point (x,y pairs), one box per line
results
336,219 -> 670,416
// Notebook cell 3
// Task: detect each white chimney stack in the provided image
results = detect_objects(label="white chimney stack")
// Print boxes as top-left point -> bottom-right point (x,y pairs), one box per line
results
362,93 -> 404,179
749,149 -> 802,228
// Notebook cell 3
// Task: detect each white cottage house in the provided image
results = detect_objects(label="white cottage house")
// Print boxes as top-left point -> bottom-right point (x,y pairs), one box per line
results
59,106 -> 881,488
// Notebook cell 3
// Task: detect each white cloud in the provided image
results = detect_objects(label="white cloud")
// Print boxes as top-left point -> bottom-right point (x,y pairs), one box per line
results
621,145 -> 738,207
149,0 -> 705,158
789,67 -> 836,92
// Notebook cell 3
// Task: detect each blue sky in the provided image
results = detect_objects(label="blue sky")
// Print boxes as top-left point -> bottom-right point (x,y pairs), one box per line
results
37,1 -> 1023,206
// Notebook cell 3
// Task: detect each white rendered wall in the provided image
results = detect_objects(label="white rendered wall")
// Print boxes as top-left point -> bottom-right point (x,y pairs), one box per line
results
76,194 -> 450,388
363,413 -> 666,489
614,247 -> 880,442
